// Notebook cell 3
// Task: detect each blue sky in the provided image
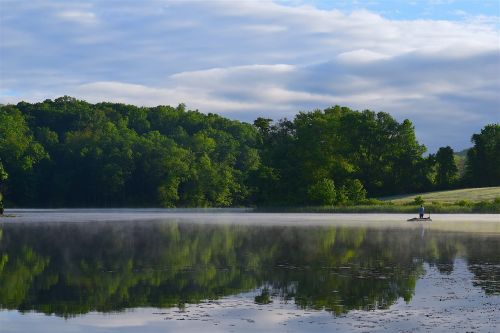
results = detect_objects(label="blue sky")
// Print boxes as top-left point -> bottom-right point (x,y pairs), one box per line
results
283,0 -> 500,21
1,0 -> 499,152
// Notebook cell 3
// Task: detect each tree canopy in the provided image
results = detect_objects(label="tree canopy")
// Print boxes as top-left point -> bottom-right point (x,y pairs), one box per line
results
0,97 -> 497,207
465,124 -> 500,187
1,98 -> 259,207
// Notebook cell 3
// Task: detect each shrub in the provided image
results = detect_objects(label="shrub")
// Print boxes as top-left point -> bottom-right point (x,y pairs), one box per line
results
413,196 -> 425,205
456,200 -> 472,207
307,178 -> 336,205
336,185 -> 349,205
360,198 -> 387,205
344,179 -> 367,204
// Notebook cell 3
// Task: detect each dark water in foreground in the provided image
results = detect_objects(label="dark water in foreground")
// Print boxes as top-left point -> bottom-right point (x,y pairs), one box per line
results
0,210 -> 499,332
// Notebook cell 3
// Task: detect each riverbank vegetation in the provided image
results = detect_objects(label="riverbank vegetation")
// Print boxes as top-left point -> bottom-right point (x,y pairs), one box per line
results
257,198 -> 500,213
0,97 -> 498,208
382,186 -> 500,204
258,186 -> 500,213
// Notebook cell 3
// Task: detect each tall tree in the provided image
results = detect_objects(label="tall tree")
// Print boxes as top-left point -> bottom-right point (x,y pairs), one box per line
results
0,160 -> 7,203
465,124 -> 500,187
3,97 -> 491,207
255,106 -> 428,204
434,146 -> 458,189
0,105 -> 47,204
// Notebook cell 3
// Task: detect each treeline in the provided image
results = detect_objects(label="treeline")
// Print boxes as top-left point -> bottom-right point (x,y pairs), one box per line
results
0,97 -> 498,207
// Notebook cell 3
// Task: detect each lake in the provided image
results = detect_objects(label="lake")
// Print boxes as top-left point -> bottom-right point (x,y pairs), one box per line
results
0,210 -> 499,332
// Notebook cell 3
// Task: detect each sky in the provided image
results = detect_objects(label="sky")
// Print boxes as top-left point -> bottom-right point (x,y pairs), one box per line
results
1,0 -> 499,152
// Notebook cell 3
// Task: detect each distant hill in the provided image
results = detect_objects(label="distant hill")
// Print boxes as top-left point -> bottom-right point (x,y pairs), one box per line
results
381,186 -> 500,204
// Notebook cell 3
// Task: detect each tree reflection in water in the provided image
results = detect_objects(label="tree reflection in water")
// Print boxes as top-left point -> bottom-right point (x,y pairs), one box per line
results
0,221 -> 498,317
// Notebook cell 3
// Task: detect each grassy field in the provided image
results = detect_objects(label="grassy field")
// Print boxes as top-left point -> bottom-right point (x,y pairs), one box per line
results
257,187 -> 500,213
380,187 -> 500,204
257,203 -> 499,214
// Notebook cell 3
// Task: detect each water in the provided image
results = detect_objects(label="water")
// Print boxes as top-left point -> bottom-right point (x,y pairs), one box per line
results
0,210 -> 499,332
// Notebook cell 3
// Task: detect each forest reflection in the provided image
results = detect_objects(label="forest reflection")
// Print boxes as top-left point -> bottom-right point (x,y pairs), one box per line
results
0,221 -> 498,317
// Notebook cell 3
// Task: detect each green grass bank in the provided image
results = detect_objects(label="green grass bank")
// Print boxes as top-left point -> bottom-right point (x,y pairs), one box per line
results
257,187 -> 500,213
380,186 -> 500,204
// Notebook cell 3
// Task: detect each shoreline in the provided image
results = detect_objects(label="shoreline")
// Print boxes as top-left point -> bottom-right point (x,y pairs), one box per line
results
1,204 -> 499,215
1,211 -> 499,235
254,204 -> 500,214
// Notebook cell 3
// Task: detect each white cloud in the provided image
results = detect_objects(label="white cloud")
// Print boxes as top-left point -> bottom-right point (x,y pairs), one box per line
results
55,10 -> 97,25
73,81 -> 267,114
337,49 -> 390,63
242,24 -> 288,33
1,0 -> 499,151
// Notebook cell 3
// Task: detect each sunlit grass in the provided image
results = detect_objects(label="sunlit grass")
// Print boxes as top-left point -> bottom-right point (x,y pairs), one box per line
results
380,187 -> 500,204
257,203 -> 499,214
257,187 -> 500,213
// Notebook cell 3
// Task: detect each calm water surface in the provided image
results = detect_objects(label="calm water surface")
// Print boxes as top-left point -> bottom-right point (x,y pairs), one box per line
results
0,210 -> 499,332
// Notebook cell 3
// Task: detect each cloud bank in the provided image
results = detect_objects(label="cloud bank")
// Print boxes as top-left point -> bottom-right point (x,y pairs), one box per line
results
1,0 -> 499,151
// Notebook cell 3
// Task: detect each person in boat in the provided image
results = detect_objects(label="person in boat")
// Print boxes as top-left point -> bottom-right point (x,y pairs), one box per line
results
418,205 -> 424,219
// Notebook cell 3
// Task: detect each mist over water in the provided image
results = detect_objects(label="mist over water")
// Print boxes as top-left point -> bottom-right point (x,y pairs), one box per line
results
3,209 -> 500,229
0,210 -> 499,332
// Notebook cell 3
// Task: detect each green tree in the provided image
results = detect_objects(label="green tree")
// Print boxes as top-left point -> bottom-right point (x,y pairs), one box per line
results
132,131 -> 191,207
0,161 -> 7,192
253,117 -> 273,137
0,105 -> 47,204
0,97 -> 478,207
434,146 -> 458,189
336,185 -> 349,205
465,124 -> 500,187
413,196 -> 425,205
344,179 -> 367,204
255,106 -> 428,204
308,178 -> 336,205
4,98 -> 262,207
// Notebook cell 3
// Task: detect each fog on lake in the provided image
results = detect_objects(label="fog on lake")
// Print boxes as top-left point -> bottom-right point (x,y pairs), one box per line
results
0,210 -> 498,332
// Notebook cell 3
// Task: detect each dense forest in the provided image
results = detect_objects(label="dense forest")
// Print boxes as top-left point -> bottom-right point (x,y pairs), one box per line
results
0,97 -> 498,207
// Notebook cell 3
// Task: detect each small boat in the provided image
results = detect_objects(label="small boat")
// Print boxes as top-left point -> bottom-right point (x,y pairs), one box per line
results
407,212 -> 432,222
407,217 -> 432,222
